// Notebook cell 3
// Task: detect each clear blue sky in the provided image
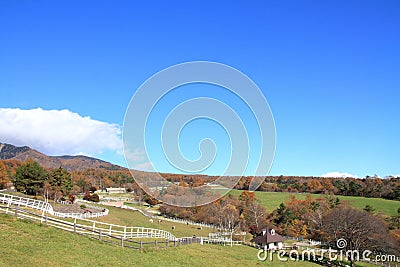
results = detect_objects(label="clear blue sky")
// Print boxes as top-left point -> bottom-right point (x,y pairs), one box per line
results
1,1 -> 399,178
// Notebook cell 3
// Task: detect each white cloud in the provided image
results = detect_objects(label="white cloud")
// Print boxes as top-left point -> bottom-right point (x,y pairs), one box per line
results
0,108 -> 122,156
134,161 -> 153,171
124,148 -> 146,162
321,172 -> 359,178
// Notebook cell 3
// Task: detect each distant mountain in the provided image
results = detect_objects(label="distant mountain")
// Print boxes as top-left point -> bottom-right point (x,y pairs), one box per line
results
0,143 -> 124,171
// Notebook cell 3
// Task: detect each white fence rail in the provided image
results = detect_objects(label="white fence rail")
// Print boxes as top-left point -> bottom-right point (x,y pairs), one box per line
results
104,201 -> 217,229
160,216 -> 217,229
0,193 -> 108,219
0,193 -> 53,213
0,193 -> 176,241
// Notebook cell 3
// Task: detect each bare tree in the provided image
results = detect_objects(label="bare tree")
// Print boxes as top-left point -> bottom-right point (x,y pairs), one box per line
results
322,206 -> 398,267
244,202 -> 267,234
221,203 -> 241,246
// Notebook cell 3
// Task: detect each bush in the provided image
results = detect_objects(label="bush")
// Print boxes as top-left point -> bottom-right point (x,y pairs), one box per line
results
80,204 -> 86,209
90,193 -> 99,202
83,190 -> 91,201
69,194 -> 76,203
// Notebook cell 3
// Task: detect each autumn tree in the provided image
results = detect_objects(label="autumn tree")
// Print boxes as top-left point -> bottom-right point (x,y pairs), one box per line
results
221,203 -> 242,246
388,208 -> 400,230
239,191 -> 267,235
132,184 -> 145,206
238,190 -> 256,204
13,161 -> 47,195
244,201 -> 267,235
0,161 -> 9,189
322,206 -> 398,267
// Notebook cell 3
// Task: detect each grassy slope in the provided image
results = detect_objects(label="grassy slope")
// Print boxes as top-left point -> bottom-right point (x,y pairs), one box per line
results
229,190 -> 400,216
91,206 -> 214,238
0,214 -> 321,267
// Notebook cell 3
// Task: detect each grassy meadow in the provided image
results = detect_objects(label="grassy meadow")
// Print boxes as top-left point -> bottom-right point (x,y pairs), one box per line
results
0,194 -> 382,267
0,214 -> 322,267
91,205 -> 214,238
229,189 -> 400,216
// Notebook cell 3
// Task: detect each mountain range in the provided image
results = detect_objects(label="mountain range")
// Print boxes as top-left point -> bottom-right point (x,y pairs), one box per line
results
0,143 -> 124,171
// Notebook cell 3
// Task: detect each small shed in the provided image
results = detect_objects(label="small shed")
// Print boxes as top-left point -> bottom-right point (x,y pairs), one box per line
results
105,187 -> 126,194
251,228 -> 284,250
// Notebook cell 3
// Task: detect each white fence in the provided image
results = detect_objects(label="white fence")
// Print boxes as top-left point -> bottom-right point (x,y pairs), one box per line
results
0,192 -> 176,241
0,193 -> 109,219
112,203 -> 218,229
0,204 -> 181,250
160,216 -> 217,229
0,193 -> 53,213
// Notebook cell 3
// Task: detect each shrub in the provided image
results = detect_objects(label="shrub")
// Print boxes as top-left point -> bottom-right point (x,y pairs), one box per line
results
83,190 -> 91,201
69,194 -> 76,203
80,204 -> 86,209
90,193 -> 99,202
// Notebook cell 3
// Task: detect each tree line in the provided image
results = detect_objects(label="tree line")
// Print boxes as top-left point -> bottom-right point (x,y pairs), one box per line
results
1,160 -> 73,202
2,160 -> 399,200
235,175 -> 400,200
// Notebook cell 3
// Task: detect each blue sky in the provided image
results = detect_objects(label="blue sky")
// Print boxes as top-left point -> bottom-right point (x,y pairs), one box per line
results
1,1 -> 399,178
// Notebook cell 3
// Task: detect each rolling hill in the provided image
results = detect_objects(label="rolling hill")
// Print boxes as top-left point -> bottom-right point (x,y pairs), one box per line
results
0,143 -> 124,171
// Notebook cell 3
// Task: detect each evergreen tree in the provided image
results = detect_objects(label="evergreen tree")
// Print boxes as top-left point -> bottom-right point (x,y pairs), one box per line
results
13,161 -> 47,195
49,167 -> 73,197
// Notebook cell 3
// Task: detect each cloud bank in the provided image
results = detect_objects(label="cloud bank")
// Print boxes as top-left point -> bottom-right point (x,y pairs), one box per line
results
0,108 -> 122,156
321,172 -> 359,178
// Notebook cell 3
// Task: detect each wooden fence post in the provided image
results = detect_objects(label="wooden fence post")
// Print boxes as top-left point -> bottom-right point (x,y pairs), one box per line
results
74,217 -> 77,233
121,237 -> 124,247
174,239 -> 176,247
40,209 -> 45,223
99,229 -> 102,240
140,240 -> 142,251
6,201 -> 10,214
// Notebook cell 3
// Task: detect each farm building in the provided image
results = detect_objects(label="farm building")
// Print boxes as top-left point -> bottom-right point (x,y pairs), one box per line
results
105,187 -> 126,194
251,228 -> 284,250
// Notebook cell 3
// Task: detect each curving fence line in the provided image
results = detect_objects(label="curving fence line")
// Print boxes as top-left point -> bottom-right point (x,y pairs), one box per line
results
0,193 -> 242,249
0,192 -> 176,241
0,193 -> 108,219
53,202 -> 109,219
0,193 -> 53,213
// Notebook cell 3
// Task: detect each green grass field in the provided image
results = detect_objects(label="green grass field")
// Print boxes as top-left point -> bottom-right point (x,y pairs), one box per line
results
229,190 -> 400,216
92,205 -> 215,238
0,214 -> 322,267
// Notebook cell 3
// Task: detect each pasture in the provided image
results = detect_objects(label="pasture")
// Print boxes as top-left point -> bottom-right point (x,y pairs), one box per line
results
0,214 -> 321,267
229,190 -> 400,216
